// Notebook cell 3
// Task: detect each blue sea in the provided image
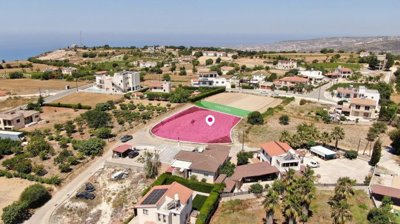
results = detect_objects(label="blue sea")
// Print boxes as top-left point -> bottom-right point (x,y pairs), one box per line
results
0,33 -> 316,61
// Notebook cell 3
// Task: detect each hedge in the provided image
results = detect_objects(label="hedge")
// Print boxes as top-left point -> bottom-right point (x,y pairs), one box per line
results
146,92 -> 171,101
192,195 -> 208,211
188,87 -> 225,102
43,102 -> 92,110
141,173 -> 224,224
0,169 -> 62,185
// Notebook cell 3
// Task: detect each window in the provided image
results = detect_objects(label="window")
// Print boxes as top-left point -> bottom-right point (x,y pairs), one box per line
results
16,119 -> 20,123
365,106 -> 370,111
143,209 -> 148,215
158,214 -> 161,221
355,105 -> 360,109
163,215 -> 166,222
364,112 -> 370,117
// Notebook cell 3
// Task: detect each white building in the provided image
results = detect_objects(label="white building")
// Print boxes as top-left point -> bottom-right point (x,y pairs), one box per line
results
202,51 -> 227,57
95,71 -> 141,94
276,60 -> 297,70
298,70 -> 325,84
138,61 -> 158,68
61,67 -> 77,75
191,71 -> 227,87
135,182 -> 194,224
257,141 -> 302,172
335,86 -> 380,107
250,74 -> 266,85
149,81 -> 172,93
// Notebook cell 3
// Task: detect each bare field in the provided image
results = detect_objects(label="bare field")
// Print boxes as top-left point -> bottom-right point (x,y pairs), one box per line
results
0,79 -> 89,95
211,198 -> 265,224
204,92 -> 282,113
0,61 -> 58,75
23,106 -> 85,131
53,92 -> 123,108
0,96 -> 38,112
0,177 -> 35,218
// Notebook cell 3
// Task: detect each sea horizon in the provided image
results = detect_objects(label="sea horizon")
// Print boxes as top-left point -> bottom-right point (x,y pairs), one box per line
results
0,32 -> 328,61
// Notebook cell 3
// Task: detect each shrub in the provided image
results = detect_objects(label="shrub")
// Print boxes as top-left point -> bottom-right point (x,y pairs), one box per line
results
94,127 -> 112,139
192,195 -> 208,211
249,183 -> 263,194
299,99 -> 307,105
20,184 -> 51,208
43,103 -> 91,110
1,201 -> 29,224
237,151 -> 253,165
188,87 -> 225,102
247,111 -> 264,125
146,92 -> 171,101
8,72 -> 24,79
72,138 -> 105,156
344,150 -> 358,160
279,115 -> 290,125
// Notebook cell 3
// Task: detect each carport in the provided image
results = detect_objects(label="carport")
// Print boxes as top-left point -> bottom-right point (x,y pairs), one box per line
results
310,145 -> 336,160
113,144 -> 133,158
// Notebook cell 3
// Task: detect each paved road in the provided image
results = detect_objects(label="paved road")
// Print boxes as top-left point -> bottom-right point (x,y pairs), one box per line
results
44,83 -> 93,103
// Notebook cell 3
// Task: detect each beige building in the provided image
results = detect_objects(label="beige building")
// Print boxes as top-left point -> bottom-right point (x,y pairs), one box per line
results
170,145 -> 230,183
135,182 -> 193,224
0,109 -> 40,130
95,71 -> 141,94
337,98 -> 379,121
148,81 -> 172,93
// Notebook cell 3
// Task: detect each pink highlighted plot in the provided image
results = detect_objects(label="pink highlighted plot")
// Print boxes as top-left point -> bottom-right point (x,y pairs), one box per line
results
151,107 -> 241,144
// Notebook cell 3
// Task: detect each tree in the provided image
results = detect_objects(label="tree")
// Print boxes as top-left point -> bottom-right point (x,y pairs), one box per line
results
389,128 -> 400,154
64,120 -> 75,137
369,138 -> 382,166
72,138 -> 105,156
144,151 -> 160,178
320,131 -> 332,146
331,126 -> 345,150
82,109 -> 110,129
367,196 -> 396,224
249,183 -> 263,195
179,66 -> 186,76
168,88 -> 190,103
279,115 -> 290,125
237,151 -> 253,165
162,73 -> 171,81
266,73 -> 278,82
215,57 -> 221,64
219,161 -> 235,177
1,202 -> 29,224
329,177 -> 355,224
297,167 -> 316,221
263,188 -> 280,224
247,111 -> 264,125
20,184 -> 51,208
8,72 -> 24,79
363,127 -> 379,155
94,127 -> 112,139
205,58 -> 213,66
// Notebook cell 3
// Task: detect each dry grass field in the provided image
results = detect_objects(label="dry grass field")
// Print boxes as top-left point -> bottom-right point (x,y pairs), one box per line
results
0,96 -> 38,112
204,92 -> 282,113
211,198 -> 265,224
0,79 -> 89,95
53,92 -> 123,108
0,177 -> 35,218
0,61 -> 58,75
241,101 -> 392,150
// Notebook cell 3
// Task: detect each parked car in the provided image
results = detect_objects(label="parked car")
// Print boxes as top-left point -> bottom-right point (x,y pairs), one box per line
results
120,135 -> 133,143
128,150 -> 139,158
76,192 -> 96,200
85,183 -> 96,192
307,160 -> 320,168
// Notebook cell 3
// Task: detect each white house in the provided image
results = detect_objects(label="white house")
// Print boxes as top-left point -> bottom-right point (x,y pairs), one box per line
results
138,61 -> 158,68
191,71 -> 227,87
298,70 -> 325,84
149,81 -> 172,93
135,182 -> 194,224
257,141 -> 302,172
202,51 -> 227,57
95,71 -> 141,94
250,74 -> 266,85
276,60 -> 297,70
61,67 -> 77,75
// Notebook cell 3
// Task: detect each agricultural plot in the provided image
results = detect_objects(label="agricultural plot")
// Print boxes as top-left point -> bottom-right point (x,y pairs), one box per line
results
53,92 -> 123,108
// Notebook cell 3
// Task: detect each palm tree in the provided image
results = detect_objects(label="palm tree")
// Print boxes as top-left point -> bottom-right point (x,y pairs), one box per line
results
298,167 -> 316,221
282,195 -> 300,224
263,188 -> 280,224
335,177 -> 355,200
331,126 -> 345,150
330,199 -> 353,224
320,131 -> 332,146
280,130 -> 292,144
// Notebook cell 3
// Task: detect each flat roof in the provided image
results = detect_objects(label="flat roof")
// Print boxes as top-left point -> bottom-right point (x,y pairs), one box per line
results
0,130 -> 23,135
310,145 -> 336,156
230,162 -> 279,181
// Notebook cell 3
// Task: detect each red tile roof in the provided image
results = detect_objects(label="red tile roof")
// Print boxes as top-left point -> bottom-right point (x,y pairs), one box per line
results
260,141 -> 292,157
350,98 -> 377,106
165,182 -> 193,204
112,144 -> 132,153
371,184 -> 400,199
277,76 -> 308,83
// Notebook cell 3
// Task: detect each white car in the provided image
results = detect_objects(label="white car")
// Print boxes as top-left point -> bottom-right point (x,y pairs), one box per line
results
307,161 -> 320,168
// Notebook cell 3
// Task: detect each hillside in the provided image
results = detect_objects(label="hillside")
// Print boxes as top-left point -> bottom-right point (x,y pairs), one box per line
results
236,36 -> 400,53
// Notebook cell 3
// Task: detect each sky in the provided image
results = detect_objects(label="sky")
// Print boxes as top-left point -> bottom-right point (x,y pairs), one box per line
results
1,0 -> 399,60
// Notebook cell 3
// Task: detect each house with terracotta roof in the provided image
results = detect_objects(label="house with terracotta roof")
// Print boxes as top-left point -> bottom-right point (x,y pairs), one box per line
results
273,76 -> 309,90
170,145 -> 230,183
257,141 -> 302,172
135,182 -> 193,224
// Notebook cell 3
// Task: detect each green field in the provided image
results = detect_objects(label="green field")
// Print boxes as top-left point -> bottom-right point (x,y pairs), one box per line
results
309,62 -> 361,71
194,101 -> 250,117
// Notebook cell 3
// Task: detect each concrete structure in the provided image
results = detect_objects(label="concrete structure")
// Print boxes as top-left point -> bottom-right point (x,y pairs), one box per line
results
135,182 -> 193,224
335,86 -> 380,107
148,81 -> 172,93
61,67 -> 77,75
0,109 -> 40,130
138,61 -> 158,68
276,60 -> 297,70
298,70 -> 325,84
191,72 -> 227,87
95,71 -> 141,94
337,98 -> 379,120
201,51 -> 227,57
170,145 -> 229,183
258,141 -> 302,172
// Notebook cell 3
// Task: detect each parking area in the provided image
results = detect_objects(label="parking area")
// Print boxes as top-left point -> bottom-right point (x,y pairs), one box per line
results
304,156 -> 372,184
